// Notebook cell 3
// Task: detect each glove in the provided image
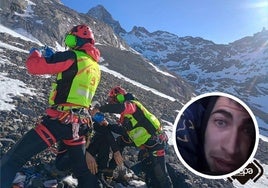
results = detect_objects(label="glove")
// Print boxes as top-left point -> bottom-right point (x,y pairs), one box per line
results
42,46 -> 54,58
92,112 -> 105,123
29,47 -> 40,55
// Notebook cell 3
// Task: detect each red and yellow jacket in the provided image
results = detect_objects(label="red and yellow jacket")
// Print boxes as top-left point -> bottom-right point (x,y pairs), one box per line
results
99,100 -> 162,147
26,44 -> 101,108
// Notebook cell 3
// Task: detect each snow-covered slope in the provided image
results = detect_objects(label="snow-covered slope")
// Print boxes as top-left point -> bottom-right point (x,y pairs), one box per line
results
120,27 -> 268,137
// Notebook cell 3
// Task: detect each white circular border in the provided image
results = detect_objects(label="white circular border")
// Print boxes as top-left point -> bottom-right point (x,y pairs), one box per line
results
172,92 -> 260,179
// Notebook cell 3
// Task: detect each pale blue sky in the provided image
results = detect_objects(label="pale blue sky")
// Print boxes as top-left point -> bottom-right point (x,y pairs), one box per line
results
60,0 -> 268,44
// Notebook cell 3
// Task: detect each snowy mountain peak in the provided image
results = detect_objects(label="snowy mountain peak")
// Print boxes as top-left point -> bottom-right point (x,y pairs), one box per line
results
131,26 -> 150,35
87,5 -> 113,21
87,5 -> 126,34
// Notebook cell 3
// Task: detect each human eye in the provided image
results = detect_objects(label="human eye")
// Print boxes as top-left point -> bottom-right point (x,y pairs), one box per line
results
214,118 -> 228,128
210,110 -> 231,128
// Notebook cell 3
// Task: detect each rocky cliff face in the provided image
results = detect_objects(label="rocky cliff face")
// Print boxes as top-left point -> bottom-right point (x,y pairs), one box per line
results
87,5 -> 126,35
0,0 -> 129,49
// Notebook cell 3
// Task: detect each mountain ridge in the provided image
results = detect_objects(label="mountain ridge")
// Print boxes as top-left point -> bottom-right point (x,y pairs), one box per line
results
87,5 -> 268,136
1,1 -> 268,187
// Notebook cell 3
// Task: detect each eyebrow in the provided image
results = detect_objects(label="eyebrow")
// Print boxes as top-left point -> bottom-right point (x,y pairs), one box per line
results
211,109 -> 233,120
211,109 -> 254,127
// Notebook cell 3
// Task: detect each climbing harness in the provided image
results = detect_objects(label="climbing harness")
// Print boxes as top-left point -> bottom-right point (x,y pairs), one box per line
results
34,106 -> 93,154
46,106 -> 93,140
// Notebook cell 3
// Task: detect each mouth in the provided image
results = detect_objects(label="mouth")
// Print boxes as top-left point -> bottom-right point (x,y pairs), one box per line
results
212,157 -> 239,174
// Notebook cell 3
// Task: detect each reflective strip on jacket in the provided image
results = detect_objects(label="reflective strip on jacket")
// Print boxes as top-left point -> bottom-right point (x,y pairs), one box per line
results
120,100 -> 161,147
49,50 -> 100,107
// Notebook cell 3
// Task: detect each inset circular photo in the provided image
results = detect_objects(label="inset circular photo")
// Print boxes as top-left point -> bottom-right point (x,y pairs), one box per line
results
173,92 -> 259,179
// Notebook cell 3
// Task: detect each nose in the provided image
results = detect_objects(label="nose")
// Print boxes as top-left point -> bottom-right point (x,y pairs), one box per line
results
222,128 -> 240,155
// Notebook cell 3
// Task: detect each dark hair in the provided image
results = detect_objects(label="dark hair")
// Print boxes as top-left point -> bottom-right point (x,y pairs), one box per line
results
197,96 -> 219,173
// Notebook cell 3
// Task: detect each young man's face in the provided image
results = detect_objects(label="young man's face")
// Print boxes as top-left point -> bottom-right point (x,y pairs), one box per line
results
204,97 -> 255,174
